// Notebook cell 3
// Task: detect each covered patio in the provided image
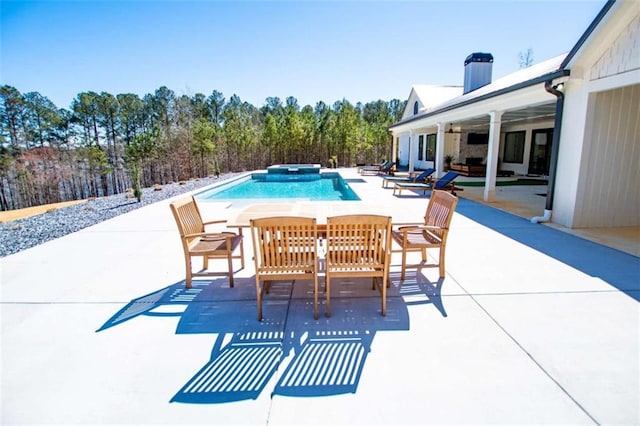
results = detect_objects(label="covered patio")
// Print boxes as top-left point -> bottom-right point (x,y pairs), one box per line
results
389,0 -> 639,232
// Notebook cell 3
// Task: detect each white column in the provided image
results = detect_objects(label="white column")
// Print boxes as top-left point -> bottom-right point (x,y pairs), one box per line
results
436,123 -> 446,177
390,131 -> 396,165
408,129 -> 415,173
484,110 -> 503,202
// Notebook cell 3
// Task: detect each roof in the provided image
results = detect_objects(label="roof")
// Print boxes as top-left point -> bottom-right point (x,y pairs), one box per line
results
412,85 -> 463,109
390,54 -> 568,129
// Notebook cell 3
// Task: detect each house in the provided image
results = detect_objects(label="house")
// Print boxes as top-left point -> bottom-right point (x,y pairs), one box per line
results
388,0 -> 639,229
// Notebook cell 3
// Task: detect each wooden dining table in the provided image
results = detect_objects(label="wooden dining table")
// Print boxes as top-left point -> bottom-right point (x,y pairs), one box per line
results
226,201 -> 413,229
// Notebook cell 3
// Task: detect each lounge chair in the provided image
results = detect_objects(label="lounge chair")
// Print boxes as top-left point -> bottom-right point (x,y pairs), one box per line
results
169,196 -> 245,289
392,171 -> 459,196
381,168 -> 435,188
377,161 -> 396,175
391,190 -> 458,279
358,160 -> 388,175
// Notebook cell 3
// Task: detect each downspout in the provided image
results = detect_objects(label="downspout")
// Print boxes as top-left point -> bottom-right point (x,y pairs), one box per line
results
531,80 -> 564,223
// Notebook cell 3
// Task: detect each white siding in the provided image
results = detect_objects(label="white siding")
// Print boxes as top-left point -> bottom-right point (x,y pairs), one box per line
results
574,84 -> 640,227
590,14 -> 640,81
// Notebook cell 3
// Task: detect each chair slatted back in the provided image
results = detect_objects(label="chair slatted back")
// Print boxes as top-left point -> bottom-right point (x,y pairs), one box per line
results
326,215 -> 391,270
170,196 -> 204,241
251,217 -> 318,275
424,190 -> 458,240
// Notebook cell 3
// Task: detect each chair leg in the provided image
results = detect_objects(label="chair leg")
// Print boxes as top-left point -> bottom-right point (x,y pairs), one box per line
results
227,252 -> 234,288
313,275 -> 319,320
185,255 -> 193,289
325,276 -> 331,317
256,278 -> 263,321
401,250 -> 407,280
381,274 -> 387,316
439,247 -> 445,278
239,238 -> 245,269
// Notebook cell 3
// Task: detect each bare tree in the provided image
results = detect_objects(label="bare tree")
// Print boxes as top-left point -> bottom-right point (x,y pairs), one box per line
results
519,48 -> 534,68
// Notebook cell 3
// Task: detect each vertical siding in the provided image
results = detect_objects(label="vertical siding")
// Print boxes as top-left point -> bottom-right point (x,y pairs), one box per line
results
575,84 -> 640,227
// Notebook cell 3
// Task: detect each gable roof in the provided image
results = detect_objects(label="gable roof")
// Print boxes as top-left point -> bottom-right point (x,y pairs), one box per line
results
401,85 -> 462,119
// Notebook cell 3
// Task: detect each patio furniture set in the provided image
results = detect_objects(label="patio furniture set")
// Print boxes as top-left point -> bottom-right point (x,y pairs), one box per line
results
169,190 -> 458,322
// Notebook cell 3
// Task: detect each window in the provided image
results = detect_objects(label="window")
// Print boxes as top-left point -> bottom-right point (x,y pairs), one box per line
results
503,131 -> 525,163
413,101 -> 419,115
418,135 -> 424,161
426,134 -> 437,161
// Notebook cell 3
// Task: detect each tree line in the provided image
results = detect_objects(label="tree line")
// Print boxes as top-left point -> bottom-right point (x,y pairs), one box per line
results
0,85 -> 406,210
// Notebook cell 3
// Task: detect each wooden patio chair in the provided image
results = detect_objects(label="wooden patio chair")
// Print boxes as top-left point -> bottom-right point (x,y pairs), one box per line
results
391,190 -> 458,280
169,196 -> 244,289
250,216 -> 319,321
325,214 -> 392,317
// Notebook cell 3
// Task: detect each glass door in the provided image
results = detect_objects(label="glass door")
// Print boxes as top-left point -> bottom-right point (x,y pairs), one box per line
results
529,128 -> 553,176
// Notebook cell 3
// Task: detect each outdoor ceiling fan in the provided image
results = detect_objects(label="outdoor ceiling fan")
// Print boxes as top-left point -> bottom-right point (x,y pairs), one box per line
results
447,123 -> 463,134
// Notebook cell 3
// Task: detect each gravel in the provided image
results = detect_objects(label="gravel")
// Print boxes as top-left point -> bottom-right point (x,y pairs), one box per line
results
0,173 -> 243,258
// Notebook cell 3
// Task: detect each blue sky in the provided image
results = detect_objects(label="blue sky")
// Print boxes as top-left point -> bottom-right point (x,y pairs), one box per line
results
1,0 -> 606,109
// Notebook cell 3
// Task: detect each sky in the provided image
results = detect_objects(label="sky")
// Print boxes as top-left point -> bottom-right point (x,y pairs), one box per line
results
1,0 -> 608,110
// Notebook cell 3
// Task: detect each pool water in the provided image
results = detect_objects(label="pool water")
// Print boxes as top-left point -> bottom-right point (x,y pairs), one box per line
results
196,172 -> 360,203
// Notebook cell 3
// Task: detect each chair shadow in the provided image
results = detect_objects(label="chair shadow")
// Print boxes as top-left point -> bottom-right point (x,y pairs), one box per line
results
390,271 -> 447,317
171,330 -> 284,403
272,277 -> 412,398
96,272 -> 448,403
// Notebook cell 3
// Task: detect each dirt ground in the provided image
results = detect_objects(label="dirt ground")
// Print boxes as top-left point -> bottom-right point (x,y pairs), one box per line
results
0,200 -> 87,223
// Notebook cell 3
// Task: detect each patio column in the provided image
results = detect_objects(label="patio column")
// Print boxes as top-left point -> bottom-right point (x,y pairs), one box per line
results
408,129 -> 415,173
390,131 -> 397,165
484,110 -> 503,202
436,123 -> 446,177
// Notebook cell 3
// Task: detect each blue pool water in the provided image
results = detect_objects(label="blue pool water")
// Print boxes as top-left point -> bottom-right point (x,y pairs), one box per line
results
196,172 -> 360,203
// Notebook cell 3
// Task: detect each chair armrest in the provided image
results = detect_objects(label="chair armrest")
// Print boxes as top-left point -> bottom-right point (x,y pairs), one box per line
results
396,225 -> 447,232
203,219 -> 228,226
184,231 -> 237,241
392,221 -> 423,229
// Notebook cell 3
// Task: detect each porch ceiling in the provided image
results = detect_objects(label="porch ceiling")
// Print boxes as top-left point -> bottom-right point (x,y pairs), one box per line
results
407,101 -> 557,134
445,102 -> 556,133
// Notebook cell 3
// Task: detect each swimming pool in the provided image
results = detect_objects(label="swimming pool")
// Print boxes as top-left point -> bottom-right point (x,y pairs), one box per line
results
196,172 -> 360,204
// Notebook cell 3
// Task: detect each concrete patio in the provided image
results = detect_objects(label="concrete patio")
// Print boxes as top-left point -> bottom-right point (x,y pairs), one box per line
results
1,168 -> 638,425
